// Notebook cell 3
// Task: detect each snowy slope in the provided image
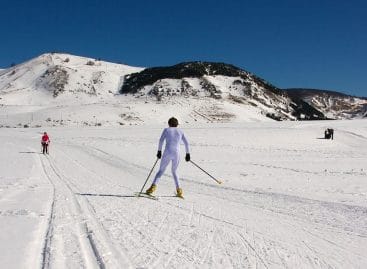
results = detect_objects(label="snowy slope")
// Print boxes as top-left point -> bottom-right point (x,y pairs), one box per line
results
0,53 -> 166,127
1,120 -> 366,268
0,53 -> 143,105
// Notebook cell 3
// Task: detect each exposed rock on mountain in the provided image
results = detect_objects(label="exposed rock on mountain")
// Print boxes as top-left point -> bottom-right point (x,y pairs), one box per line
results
286,88 -> 367,119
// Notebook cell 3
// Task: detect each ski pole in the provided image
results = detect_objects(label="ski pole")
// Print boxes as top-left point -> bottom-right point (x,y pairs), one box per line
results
190,160 -> 222,184
138,158 -> 159,196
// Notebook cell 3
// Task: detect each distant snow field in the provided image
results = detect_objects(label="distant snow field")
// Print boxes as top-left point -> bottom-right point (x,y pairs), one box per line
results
0,120 -> 366,268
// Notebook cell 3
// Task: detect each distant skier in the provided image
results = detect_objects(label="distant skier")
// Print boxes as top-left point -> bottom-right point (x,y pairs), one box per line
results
324,129 -> 330,139
145,117 -> 190,198
41,132 -> 50,154
324,128 -> 334,140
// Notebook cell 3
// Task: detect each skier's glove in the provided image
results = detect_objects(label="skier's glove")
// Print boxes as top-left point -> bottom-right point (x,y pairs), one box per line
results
157,151 -> 162,159
185,153 -> 190,162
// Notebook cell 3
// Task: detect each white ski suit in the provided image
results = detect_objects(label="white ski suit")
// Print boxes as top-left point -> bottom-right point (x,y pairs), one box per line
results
152,127 -> 190,188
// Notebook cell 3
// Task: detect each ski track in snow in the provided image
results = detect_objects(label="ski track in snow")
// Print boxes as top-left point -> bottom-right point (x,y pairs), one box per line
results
37,150 -> 132,268
1,122 -> 367,268
39,155 -> 102,268
39,156 -> 56,269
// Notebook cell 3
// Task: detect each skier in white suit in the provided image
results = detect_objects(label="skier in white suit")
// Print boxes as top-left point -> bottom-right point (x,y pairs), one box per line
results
146,117 -> 190,198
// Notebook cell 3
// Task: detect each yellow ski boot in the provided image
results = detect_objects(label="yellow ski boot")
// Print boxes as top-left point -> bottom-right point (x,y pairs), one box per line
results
176,188 -> 184,199
146,184 -> 156,195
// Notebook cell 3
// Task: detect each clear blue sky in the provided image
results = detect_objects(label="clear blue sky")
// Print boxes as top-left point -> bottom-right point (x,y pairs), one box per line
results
1,0 -> 366,96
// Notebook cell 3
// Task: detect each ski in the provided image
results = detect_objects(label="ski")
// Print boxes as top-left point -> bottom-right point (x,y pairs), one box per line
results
134,192 -> 159,200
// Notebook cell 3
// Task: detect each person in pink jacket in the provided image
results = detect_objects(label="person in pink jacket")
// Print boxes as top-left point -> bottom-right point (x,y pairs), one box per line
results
41,132 -> 50,154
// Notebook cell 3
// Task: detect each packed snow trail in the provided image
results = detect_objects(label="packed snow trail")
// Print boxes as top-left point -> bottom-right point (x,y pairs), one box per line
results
38,154 -> 132,268
0,120 -> 366,268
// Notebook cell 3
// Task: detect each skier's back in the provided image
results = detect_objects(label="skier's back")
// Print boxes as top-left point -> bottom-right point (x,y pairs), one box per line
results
159,127 -> 189,154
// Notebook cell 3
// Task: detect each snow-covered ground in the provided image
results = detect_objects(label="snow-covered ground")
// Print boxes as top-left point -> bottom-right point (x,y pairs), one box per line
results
0,119 -> 366,268
0,94 -> 273,129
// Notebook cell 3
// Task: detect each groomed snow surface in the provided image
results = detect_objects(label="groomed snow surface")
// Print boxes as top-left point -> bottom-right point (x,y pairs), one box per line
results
0,120 -> 366,268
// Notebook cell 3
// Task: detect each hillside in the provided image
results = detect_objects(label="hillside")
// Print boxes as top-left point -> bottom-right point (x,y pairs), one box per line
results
120,62 -> 326,121
286,88 -> 367,119
0,53 -> 143,105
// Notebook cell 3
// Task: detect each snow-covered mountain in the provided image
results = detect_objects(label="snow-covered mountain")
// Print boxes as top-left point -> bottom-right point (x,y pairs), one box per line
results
0,53 -> 329,127
0,53 -> 156,127
286,88 -> 367,119
9,53 -> 367,127
120,62 -> 326,121
0,53 -> 143,105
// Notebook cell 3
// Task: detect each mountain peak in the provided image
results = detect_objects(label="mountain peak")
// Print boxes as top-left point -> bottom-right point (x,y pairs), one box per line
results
121,61 -> 277,94
0,53 -> 143,105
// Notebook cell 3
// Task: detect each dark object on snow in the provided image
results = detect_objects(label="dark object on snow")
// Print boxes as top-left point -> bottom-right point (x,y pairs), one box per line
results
156,150 -> 162,159
185,153 -> 190,162
168,117 -> 179,127
41,142 -> 49,154
324,128 -> 334,140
